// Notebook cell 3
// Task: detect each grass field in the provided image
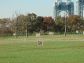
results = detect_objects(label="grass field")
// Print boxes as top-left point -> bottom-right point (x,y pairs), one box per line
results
0,35 -> 84,63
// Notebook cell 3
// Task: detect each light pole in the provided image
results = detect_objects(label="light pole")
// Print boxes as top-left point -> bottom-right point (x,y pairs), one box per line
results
64,14 -> 67,36
64,11 -> 68,37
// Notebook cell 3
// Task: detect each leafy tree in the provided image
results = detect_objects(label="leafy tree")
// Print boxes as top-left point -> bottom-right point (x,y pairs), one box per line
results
35,16 -> 43,32
13,13 -> 37,36
55,16 -> 65,32
0,18 -> 13,35
67,15 -> 84,32
26,13 -> 37,34
43,17 -> 54,32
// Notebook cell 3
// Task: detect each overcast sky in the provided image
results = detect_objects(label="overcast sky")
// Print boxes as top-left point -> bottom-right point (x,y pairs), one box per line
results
0,0 -> 78,18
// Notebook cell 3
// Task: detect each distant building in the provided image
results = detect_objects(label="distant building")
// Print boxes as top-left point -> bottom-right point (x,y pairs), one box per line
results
54,0 -> 84,18
54,0 -> 74,17
78,0 -> 84,18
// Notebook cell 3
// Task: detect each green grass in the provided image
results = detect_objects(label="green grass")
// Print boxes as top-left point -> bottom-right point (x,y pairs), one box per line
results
0,35 -> 84,63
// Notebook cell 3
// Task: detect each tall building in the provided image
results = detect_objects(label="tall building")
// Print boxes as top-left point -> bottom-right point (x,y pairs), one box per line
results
54,0 -> 74,17
78,0 -> 84,18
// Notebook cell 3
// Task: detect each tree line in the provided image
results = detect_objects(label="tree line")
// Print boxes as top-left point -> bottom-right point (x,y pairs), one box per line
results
0,13 -> 84,36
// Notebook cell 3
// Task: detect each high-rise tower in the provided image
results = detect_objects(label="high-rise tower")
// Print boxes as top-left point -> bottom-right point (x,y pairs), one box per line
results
78,0 -> 84,18
54,0 -> 74,17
